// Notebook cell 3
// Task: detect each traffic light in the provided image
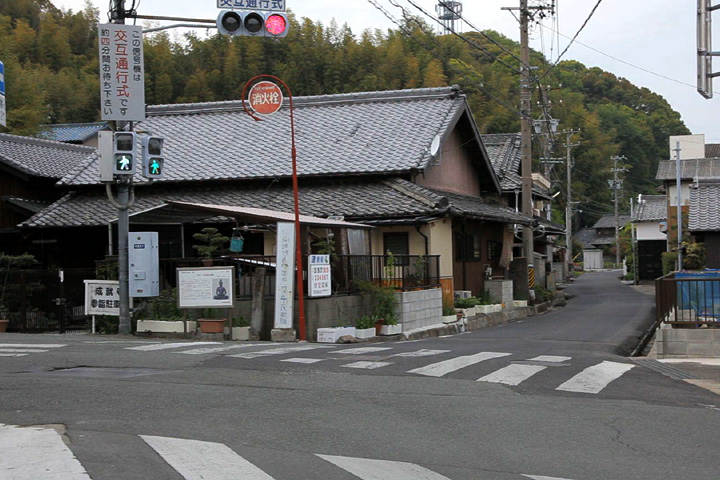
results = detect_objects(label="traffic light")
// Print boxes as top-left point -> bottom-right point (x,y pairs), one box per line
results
216,10 -> 289,38
142,136 -> 164,179
113,131 -> 136,175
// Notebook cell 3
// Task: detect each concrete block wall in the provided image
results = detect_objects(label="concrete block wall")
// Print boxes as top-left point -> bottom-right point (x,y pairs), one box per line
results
656,323 -> 720,358
486,280 -> 513,305
396,288 -> 443,332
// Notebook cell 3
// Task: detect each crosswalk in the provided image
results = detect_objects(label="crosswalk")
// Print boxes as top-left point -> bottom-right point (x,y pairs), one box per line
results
0,343 -> 66,357
0,424 -> 580,480
121,342 -> 636,396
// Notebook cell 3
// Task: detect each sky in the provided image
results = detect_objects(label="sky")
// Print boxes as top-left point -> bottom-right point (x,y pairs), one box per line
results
53,0 -> 720,148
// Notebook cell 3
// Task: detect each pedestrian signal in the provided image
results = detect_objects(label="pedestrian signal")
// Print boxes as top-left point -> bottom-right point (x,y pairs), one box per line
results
142,136 -> 164,179
113,132 -> 136,175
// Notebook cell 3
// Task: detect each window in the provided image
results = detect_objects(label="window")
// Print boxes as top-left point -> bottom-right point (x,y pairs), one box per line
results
455,233 -> 482,262
488,240 -> 502,261
384,233 -> 409,266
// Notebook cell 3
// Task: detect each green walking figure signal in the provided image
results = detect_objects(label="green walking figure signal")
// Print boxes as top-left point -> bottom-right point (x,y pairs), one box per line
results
112,132 -> 137,175
142,135 -> 165,179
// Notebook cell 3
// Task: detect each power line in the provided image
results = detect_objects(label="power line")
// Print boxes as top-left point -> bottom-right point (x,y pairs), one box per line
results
539,0 -> 603,81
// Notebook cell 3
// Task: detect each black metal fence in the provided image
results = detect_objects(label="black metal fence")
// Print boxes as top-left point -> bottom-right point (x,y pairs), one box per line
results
656,271 -> 720,325
157,254 -> 441,299
0,268 -> 95,333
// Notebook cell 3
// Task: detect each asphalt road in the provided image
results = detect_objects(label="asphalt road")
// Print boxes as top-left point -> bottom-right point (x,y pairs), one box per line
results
1,271 -> 719,480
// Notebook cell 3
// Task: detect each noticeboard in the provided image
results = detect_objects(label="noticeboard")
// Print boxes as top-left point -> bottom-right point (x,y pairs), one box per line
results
84,280 -> 120,316
98,23 -> 145,122
216,0 -> 286,11
309,254 -> 331,297
177,267 -> 235,309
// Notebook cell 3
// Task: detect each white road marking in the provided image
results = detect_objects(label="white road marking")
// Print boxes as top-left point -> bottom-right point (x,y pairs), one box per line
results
141,435 -> 275,480
342,361 -> 393,370
126,342 -> 222,351
329,347 -> 393,355
523,475 -> 577,480
556,361 -> 635,394
408,352 -> 512,377
0,349 -> 49,353
0,424 -> 90,479
659,358 -> 720,366
178,344 -> 264,355
0,343 -> 66,348
281,358 -> 325,364
230,344 -> 334,359
530,355 -> 572,363
392,349 -> 450,358
0,353 -> 28,357
478,364 -> 547,386
317,454 -> 452,480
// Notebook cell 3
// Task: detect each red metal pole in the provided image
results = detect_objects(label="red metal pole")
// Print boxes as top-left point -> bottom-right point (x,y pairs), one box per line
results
241,75 -> 306,341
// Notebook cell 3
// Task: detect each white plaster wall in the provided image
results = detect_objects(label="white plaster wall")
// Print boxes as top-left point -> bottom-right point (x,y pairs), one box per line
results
636,222 -> 666,241
669,134 -> 705,160
667,183 -> 691,207
428,219 -> 453,278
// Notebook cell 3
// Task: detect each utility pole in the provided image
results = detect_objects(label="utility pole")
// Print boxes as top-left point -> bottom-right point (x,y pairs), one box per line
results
674,141 -> 683,270
519,0 -> 535,268
563,129 -> 580,281
630,197 -> 637,284
609,155 -> 627,268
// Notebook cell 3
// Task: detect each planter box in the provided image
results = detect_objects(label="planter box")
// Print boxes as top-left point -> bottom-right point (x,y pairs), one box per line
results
317,326 -> 356,343
198,319 -> 227,334
379,324 -> 402,336
354,327 -> 376,339
136,320 -> 197,333
513,300 -> 528,308
224,326 -> 250,340
476,304 -> 503,314
442,315 -> 458,324
457,307 -> 476,318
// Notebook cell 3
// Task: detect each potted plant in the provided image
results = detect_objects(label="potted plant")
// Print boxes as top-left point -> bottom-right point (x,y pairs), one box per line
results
192,227 -> 230,266
197,308 -> 227,334
229,316 -> 250,340
136,289 -> 196,333
317,324 -> 356,343
356,280 -> 401,335
354,315 -> 377,339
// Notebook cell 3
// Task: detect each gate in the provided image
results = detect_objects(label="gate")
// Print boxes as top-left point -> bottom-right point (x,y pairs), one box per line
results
0,268 -> 94,333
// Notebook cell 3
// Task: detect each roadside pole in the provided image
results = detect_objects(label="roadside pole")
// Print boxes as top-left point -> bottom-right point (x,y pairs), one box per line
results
674,141 -> 683,270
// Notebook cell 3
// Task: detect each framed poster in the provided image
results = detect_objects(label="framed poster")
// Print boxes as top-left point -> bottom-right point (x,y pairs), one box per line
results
177,267 -> 235,309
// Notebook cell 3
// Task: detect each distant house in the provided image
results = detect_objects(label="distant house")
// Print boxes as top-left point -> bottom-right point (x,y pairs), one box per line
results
0,133 -> 95,260
37,122 -> 109,147
632,195 -> 666,280
21,87 -> 532,298
574,214 -> 630,270
688,181 -> 720,269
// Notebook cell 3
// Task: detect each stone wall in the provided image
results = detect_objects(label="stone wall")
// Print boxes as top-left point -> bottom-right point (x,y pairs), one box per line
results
655,323 -> 720,357
396,288 -> 443,332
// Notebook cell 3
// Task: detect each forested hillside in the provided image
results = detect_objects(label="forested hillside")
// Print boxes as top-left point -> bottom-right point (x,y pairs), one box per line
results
0,0 -> 690,225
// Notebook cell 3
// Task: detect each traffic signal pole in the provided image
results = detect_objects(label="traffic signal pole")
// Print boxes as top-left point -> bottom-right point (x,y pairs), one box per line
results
110,0 -> 132,335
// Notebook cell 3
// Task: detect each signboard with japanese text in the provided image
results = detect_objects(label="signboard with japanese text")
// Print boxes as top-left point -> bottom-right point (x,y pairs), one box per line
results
274,222 -> 295,329
98,24 -> 145,122
309,254 -> 331,297
84,280 -> 120,316
217,0 -> 286,11
177,267 -> 235,309
248,81 -> 283,116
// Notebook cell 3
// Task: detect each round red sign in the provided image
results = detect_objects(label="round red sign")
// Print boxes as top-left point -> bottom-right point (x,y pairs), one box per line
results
248,81 -> 284,116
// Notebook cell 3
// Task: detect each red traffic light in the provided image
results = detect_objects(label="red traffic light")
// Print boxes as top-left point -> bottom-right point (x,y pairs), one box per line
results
265,14 -> 288,37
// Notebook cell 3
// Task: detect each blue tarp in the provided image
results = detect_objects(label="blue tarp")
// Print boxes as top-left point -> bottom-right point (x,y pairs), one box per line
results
676,270 -> 720,320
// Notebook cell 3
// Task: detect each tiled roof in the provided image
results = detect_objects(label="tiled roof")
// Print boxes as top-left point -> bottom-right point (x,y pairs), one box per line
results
535,215 -> 565,235
706,144 -> 720,158
37,122 -> 109,143
574,228 -> 599,249
592,214 -> 631,229
481,133 -> 522,191
2,196 -> 51,214
656,158 -> 720,180
0,133 -> 95,179
59,87 -> 498,188
22,178 -> 529,228
632,195 -> 666,222
689,183 -> 720,231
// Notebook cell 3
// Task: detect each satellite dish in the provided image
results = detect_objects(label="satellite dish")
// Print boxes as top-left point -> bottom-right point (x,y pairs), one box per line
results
430,135 -> 441,157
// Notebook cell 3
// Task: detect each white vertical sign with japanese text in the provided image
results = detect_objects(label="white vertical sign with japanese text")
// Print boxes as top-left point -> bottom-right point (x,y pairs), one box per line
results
309,255 -> 331,297
274,222 -> 295,329
84,280 -> 120,316
98,24 -> 145,122
0,59 -> 5,127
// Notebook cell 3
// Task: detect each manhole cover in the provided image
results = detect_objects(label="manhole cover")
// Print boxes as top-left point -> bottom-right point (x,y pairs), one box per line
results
33,367 -> 179,379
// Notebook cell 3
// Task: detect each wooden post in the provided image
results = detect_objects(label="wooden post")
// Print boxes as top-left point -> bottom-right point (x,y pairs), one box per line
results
250,267 -> 266,340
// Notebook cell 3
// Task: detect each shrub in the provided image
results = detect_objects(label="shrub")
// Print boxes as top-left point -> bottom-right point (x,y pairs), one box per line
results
232,316 -> 250,327
355,315 -> 377,329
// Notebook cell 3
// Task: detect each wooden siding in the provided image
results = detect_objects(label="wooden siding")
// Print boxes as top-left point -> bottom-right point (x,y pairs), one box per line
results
706,233 -> 720,269
452,219 -> 505,296
416,128 -> 482,197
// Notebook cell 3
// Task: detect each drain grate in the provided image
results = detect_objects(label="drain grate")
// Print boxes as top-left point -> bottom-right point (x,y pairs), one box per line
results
633,359 -> 699,380
32,367 -> 179,379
